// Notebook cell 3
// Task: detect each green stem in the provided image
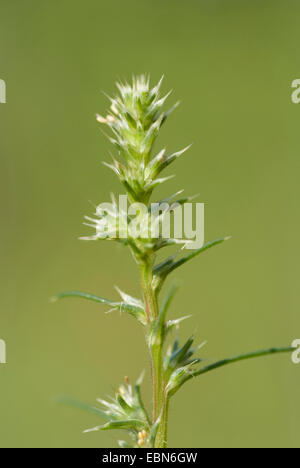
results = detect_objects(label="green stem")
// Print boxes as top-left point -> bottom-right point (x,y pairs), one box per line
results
155,391 -> 170,448
139,259 -> 163,426
151,344 -> 163,424
140,261 -> 158,322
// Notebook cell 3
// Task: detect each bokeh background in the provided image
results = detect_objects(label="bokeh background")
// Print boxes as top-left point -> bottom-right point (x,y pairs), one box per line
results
0,0 -> 300,448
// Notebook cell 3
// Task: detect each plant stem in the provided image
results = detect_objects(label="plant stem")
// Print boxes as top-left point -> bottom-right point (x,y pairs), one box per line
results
140,260 -> 158,323
155,391 -> 170,448
151,343 -> 162,424
139,259 -> 163,428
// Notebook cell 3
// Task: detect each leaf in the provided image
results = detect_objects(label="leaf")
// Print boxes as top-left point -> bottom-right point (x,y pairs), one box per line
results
145,145 -> 191,180
153,254 -> 177,278
57,396 -> 108,419
170,336 -> 194,365
160,101 -> 180,126
154,238 -> 190,252
153,145 -> 192,179
144,148 -> 167,178
167,346 -> 294,397
83,419 -> 147,433
115,287 -> 144,309
134,371 -> 151,425
145,175 -> 175,191
148,285 -> 179,349
153,237 -> 230,291
117,394 -> 132,412
169,237 -> 231,271
102,161 -> 121,177
154,190 -> 184,206
159,284 -> 179,323
149,416 -> 161,446
53,291 -> 146,325
166,315 -> 192,332
120,178 -> 141,203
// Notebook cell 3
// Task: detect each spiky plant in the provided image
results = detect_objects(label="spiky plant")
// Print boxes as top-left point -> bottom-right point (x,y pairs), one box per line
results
56,76 -> 292,448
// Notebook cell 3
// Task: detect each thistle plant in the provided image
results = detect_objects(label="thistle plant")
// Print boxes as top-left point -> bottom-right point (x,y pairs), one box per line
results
56,76 -> 293,448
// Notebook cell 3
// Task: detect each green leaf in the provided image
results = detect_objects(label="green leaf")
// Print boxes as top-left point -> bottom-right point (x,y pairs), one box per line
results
157,145 -> 191,175
153,237 -> 230,291
134,371 -> 151,425
117,394 -> 133,412
160,101 -> 180,126
53,291 -> 146,325
169,336 -> 194,368
57,396 -> 108,419
145,175 -> 175,191
158,285 -> 179,329
166,315 -> 192,332
83,419 -> 147,433
145,145 -> 191,180
115,287 -> 144,309
167,346 -> 294,397
149,416 -> 161,446
153,255 -> 177,278
148,285 -> 179,349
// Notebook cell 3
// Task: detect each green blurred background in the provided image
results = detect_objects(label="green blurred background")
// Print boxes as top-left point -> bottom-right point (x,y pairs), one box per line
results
0,0 -> 300,448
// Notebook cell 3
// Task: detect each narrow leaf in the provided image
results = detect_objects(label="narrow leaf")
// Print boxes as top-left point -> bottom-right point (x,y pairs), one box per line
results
158,284 -> 179,331
134,374 -> 151,425
169,237 -> 231,273
115,287 -> 144,309
57,396 -> 108,419
145,175 -> 175,191
168,346 -> 294,397
150,416 -> 161,446
83,419 -> 147,433
166,315 -> 192,331
54,291 -> 146,325
153,237 -> 230,290
153,145 -> 191,178
169,336 -> 194,367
